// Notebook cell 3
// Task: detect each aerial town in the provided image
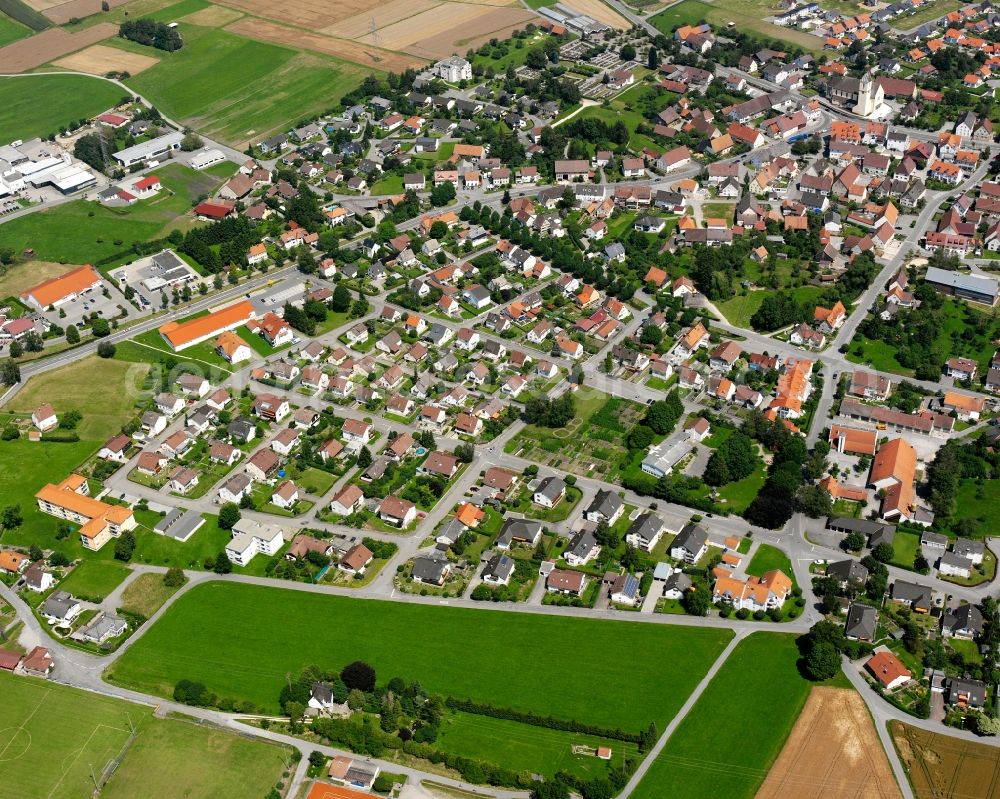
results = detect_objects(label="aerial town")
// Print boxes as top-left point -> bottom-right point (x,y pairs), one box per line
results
1,0 -> 1000,796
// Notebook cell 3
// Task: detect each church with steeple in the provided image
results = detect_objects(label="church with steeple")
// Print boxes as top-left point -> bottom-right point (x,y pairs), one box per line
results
826,70 -> 885,118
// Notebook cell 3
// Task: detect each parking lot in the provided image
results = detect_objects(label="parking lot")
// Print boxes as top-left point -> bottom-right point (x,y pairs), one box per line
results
56,281 -> 138,330
110,249 -> 202,313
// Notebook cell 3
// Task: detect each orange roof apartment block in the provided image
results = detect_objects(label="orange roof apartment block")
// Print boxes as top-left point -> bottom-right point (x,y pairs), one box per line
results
713,569 -> 792,611
771,358 -> 813,419
21,265 -> 102,310
159,300 -> 256,351
35,474 -> 136,552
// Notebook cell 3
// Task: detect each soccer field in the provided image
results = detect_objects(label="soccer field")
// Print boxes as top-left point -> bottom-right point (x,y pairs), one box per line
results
0,673 -> 135,799
0,671 -> 290,799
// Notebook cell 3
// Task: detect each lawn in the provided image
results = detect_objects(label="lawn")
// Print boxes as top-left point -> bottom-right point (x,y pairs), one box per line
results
115,336 -> 233,378
6,354 -> 149,441
0,436 -> 103,557
0,74 -> 125,141
0,12 -> 29,46
948,478 -> 1000,538
890,530 -> 921,570
119,572 -> 181,618
0,356 -> 149,558
0,162 -> 224,263
436,710 -> 639,780
472,32 -> 548,70
295,466 -> 337,496
144,0 -> 210,21
58,560 -> 132,602
846,334 -> 915,377
718,286 -> 824,330
746,543 -> 797,587
126,511 -> 278,575
0,669 -> 289,799
572,102 -> 652,155
506,388 -> 648,482
107,581 -> 734,726
850,298 -> 996,378
631,632 -> 812,799
412,141 -> 457,162
714,462 -> 767,514
0,260 -> 81,300
117,27 -> 372,145
370,173 -> 404,195
899,0 -> 961,28
650,0 -> 824,53
701,202 -> 735,222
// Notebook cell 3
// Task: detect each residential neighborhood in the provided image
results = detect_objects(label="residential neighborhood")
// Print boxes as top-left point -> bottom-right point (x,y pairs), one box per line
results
2,1 -> 1000,797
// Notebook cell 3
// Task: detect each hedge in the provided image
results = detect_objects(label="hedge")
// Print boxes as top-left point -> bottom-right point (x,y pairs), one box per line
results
444,697 -> 642,743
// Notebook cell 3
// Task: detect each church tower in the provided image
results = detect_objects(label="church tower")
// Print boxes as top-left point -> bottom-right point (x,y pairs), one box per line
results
853,71 -> 881,117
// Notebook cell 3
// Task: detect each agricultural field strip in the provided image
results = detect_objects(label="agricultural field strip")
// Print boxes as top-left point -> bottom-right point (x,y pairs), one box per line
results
756,687 -> 902,798
107,581 -> 734,727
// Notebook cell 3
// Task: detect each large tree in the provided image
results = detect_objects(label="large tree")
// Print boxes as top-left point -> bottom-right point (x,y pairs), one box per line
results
805,642 -> 840,681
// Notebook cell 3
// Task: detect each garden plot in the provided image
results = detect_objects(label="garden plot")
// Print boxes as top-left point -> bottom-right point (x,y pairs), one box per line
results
506,389 -> 645,481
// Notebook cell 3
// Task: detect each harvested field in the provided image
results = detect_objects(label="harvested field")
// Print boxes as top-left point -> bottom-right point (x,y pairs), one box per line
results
22,0 -> 63,10
215,0 -> 359,29
0,22 -> 115,72
180,4 -> 243,25
377,3 -> 500,49
757,688 -> 902,799
0,260 -> 77,298
53,43 -> 159,75
891,720 -> 1000,799
561,0 -> 630,28
224,17 -> 425,71
37,0 -> 130,24
402,5 -> 534,59
322,0 -> 441,39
